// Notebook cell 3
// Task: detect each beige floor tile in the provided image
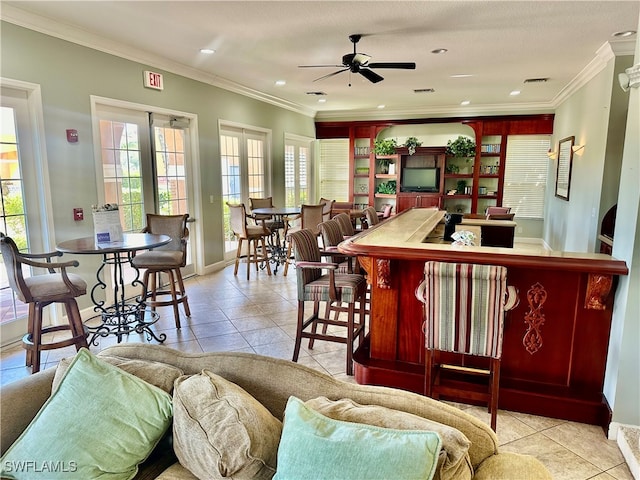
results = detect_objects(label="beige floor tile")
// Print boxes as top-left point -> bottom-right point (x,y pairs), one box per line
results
605,462 -> 635,480
501,432 -> 602,480
542,421 -> 625,470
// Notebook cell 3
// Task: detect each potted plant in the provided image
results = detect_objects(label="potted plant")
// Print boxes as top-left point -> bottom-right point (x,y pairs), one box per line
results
374,138 -> 398,156
404,136 -> 422,155
456,179 -> 468,194
377,158 -> 391,174
446,136 -> 476,158
375,180 -> 397,194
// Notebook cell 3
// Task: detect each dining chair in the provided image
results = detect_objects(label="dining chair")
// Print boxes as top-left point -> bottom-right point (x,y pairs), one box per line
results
249,196 -> 281,230
132,214 -> 191,328
0,233 -> 88,373
319,219 -> 354,274
486,213 -> 515,221
283,203 -> 325,276
415,261 -> 519,431
319,198 -> 335,222
486,206 -> 511,216
333,212 -> 356,238
227,203 -> 272,280
288,228 -> 367,376
362,206 -> 380,229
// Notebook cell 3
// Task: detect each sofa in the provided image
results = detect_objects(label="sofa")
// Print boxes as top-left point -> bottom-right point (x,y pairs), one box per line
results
0,344 -> 551,480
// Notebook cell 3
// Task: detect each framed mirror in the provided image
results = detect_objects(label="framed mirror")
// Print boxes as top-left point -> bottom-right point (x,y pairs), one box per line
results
555,136 -> 574,200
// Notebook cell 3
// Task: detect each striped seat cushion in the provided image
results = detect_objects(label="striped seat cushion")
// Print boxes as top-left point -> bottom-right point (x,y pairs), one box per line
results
304,273 -> 367,304
420,262 -> 508,358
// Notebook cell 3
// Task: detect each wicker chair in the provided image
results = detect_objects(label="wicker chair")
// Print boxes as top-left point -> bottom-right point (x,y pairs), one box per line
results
283,204 -> 325,276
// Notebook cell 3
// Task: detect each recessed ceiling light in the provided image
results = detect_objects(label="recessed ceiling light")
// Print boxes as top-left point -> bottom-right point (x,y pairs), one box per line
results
275,80 -> 286,86
414,88 -> 435,93
199,48 -> 215,54
318,98 -> 327,103
612,30 -> 636,37
524,77 -> 549,83
451,74 -> 473,78
510,90 -> 521,96
460,100 -> 471,106
377,105 -> 385,109
431,48 -> 448,54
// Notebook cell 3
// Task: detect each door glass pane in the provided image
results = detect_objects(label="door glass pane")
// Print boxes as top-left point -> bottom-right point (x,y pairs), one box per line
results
99,120 -> 144,232
0,106 -> 29,323
247,138 -> 265,198
154,126 -> 188,215
221,134 -> 241,252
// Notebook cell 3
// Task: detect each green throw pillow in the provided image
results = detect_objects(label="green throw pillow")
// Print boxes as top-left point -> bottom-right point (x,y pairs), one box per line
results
274,396 -> 442,480
0,348 -> 173,480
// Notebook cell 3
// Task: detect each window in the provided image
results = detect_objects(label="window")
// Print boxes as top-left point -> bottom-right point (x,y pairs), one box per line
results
317,139 -> 349,201
503,136 -> 551,219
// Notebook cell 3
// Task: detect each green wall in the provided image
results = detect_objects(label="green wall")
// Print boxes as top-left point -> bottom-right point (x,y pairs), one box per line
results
1,21 -> 316,270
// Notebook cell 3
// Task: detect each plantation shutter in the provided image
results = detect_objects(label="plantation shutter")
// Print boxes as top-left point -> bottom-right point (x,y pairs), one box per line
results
318,139 -> 349,201
503,135 -> 551,219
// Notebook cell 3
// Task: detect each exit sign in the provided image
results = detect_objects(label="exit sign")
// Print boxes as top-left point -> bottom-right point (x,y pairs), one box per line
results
143,71 -> 164,90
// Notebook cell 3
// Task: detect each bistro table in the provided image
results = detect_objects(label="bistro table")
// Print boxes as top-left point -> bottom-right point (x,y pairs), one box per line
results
251,206 -> 301,273
57,233 -> 171,345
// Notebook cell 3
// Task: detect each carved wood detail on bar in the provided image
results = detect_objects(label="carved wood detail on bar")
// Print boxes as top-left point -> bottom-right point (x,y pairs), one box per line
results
358,256 -> 373,284
376,259 -> 391,289
584,274 -> 613,310
523,282 -> 547,355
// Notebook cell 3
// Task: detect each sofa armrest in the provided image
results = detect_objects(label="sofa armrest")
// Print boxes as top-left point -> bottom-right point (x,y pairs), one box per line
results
1,367 -> 55,454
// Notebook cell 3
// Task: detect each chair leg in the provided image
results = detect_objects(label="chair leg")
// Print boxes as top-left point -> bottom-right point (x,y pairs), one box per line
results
292,300 -> 305,362
149,271 -> 158,312
234,238 -> 243,276
346,301 -> 356,376
166,269 -> 181,329
283,240 -> 293,276
261,236 -> 272,275
307,301 -> 321,349
175,268 -> 191,317
64,299 -> 89,351
30,304 -> 44,374
490,357 -> 501,432
424,349 -> 434,397
25,303 -> 36,367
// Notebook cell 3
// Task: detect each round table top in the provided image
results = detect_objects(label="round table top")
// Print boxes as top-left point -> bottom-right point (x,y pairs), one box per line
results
251,207 -> 301,216
57,233 -> 171,254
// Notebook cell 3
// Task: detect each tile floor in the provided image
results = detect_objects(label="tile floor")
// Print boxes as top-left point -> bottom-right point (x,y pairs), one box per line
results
0,264 -> 633,480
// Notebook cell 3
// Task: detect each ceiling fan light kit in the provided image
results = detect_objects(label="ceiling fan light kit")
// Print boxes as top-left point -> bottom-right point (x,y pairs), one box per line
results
299,34 -> 416,84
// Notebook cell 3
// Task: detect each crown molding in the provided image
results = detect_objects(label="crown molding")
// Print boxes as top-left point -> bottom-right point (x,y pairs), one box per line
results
1,5 -> 316,118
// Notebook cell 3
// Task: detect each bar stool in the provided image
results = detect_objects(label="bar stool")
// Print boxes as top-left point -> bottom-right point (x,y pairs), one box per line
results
0,233 -> 88,373
132,214 -> 191,328
415,261 -> 519,431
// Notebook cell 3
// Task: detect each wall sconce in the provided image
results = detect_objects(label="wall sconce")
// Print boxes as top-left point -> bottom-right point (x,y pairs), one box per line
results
547,149 -> 558,160
571,144 -> 585,154
618,63 -> 640,92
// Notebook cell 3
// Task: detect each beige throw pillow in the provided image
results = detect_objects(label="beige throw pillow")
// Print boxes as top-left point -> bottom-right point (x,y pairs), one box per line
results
53,354 -> 184,394
305,396 -> 473,480
172,371 -> 282,480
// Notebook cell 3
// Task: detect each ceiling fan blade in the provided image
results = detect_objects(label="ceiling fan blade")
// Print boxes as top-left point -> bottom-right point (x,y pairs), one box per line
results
313,68 -> 349,82
299,64 -> 344,68
367,62 -> 416,69
359,68 -> 384,83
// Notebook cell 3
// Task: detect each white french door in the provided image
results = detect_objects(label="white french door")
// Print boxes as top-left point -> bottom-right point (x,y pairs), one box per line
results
92,101 -> 197,300
0,82 -> 53,344
220,123 -> 270,260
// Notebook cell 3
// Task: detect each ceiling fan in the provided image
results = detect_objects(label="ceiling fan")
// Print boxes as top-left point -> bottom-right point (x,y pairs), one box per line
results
299,34 -> 416,84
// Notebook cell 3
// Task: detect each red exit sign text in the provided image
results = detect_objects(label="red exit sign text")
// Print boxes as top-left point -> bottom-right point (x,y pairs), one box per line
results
143,71 -> 164,91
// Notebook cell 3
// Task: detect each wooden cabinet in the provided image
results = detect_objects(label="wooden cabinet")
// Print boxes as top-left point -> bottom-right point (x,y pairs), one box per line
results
397,193 -> 441,211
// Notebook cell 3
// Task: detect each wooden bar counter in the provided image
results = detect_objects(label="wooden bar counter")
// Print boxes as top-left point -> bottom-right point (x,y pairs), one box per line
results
339,208 -> 628,428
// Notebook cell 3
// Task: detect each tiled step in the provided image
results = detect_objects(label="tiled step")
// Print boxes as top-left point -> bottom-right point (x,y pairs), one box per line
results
617,426 -> 640,479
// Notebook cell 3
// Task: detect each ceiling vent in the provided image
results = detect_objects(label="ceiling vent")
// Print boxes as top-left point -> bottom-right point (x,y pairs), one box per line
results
306,91 -> 327,96
414,88 -> 435,93
524,78 -> 549,84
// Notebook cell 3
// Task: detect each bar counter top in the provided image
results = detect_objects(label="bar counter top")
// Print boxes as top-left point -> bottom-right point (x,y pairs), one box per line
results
339,207 -> 628,275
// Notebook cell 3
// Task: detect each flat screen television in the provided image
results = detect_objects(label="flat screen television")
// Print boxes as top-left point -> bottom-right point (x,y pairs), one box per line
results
400,167 -> 440,192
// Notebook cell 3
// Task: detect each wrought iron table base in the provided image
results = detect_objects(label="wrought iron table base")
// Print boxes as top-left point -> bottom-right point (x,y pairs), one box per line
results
87,251 -> 166,345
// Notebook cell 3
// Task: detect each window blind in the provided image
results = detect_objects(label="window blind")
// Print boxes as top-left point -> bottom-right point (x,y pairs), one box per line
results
318,139 -> 349,201
503,136 -> 551,219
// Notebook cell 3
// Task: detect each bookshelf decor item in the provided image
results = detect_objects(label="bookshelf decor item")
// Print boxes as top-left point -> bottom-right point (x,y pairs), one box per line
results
446,136 -> 476,158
